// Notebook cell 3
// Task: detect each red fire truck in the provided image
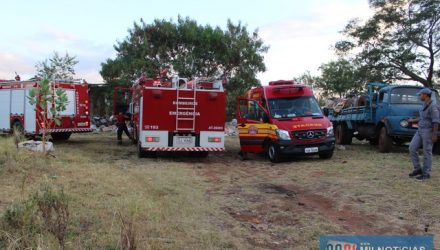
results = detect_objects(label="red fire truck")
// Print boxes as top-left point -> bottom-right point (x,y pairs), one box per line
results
0,79 -> 92,140
129,75 -> 226,157
236,80 -> 335,162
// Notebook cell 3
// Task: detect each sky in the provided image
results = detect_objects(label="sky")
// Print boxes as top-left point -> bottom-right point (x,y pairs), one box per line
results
0,0 -> 373,84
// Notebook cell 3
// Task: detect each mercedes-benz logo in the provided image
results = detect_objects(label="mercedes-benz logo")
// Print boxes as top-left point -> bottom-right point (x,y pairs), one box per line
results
306,131 -> 315,139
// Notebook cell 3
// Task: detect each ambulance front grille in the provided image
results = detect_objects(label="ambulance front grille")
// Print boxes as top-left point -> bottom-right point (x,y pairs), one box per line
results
292,129 -> 326,140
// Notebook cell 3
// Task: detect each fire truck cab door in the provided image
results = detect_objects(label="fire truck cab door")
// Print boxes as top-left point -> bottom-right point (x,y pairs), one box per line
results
236,98 -> 271,153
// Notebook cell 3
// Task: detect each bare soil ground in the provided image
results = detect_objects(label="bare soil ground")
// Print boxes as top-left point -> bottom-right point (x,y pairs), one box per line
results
0,133 -> 439,249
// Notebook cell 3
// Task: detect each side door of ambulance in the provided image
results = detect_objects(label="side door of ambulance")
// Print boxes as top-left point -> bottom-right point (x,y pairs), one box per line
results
236,98 -> 272,153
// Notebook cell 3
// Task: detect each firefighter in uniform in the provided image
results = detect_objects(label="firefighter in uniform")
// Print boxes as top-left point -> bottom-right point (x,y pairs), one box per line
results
115,112 -> 132,145
408,88 -> 439,181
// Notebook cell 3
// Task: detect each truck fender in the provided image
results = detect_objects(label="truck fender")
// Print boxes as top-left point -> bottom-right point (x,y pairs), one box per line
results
380,118 -> 393,135
263,137 -> 272,151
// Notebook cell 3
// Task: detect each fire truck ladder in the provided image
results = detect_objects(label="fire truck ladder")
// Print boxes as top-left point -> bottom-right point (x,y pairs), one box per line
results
175,84 -> 197,132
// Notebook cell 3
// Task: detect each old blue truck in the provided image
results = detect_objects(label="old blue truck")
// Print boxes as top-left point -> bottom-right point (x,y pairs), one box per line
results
327,83 -> 440,153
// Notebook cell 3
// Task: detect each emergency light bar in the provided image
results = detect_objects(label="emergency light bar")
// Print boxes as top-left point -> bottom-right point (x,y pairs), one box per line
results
272,85 -> 304,93
269,80 -> 295,86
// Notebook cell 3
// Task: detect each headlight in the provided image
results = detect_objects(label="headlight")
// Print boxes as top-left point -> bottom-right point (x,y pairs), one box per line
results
400,119 -> 409,128
327,126 -> 334,136
276,129 -> 291,140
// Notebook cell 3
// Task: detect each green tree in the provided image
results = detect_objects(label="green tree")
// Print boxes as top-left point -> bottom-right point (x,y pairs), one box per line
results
335,0 -> 440,87
28,77 -> 68,153
293,71 -> 317,88
36,52 -> 79,80
316,59 -> 362,98
101,16 -> 268,119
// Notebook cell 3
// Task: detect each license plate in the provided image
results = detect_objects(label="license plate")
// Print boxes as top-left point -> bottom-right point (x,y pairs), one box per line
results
305,147 -> 319,153
412,123 -> 419,128
178,137 -> 193,144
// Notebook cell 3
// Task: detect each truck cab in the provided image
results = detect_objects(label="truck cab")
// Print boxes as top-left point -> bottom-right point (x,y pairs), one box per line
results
236,80 -> 335,162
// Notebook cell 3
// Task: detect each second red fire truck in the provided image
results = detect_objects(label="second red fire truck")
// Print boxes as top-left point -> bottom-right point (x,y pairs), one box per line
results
0,78 -> 92,140
127,75 -> 227,157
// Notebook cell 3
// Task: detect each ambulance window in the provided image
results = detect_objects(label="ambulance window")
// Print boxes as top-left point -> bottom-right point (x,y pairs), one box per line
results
239,100 -> 264,121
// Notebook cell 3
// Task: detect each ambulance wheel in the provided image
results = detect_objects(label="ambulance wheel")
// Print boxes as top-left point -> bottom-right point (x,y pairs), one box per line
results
238,151 -> 249,161
51,132 -> 71,141
378,126 -> 392,153
268,143 -> 281,163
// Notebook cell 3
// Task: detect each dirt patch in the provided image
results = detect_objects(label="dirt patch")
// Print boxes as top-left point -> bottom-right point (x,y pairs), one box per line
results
270,184 -> 415,235
222,181 -> 418,248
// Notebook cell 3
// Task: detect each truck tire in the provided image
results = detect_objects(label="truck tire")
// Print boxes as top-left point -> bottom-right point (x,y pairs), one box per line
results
335,124 -> 352,145
12,121 -> 24,135
138,143 -> 156,158
369,137 -> 379,145
319,150 -> 334,159
268,143 -> 282,163
378,127 -> 393,153
197,151 -> 209,158
51,132 -> 71,141
433,142 -> 440,155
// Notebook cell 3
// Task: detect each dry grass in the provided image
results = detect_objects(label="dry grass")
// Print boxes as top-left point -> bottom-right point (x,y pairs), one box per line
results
0,134 -> 241,249
0,134 -> 439,249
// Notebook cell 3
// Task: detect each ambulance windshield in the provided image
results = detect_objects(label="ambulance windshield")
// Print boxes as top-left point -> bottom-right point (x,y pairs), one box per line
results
268,96 -> 322,119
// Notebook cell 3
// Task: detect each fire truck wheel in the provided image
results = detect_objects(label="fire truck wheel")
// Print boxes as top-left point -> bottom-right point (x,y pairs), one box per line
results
268,143 -> 281,163
378,126 -> 392,153
12,121 -> 24,135
197,151 -> 209,158
138,144 -> 156,158
51,132 -> 71,141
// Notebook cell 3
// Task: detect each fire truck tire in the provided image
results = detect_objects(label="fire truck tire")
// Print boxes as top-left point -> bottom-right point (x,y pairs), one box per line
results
138,144 -> 156,158
12,121 -> 24,135
378,126 -> 392,153
268,143 -> 282,163
51,132 -> 71,141
197,151 -> 209,158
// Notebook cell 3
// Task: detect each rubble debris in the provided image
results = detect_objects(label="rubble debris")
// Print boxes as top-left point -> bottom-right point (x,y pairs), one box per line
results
18,140 -> 54,152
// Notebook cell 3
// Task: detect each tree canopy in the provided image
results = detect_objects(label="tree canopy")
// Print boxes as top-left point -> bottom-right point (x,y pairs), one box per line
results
35,52 -> 78,80
336,0 -> 440,87
101,16 -> 268,118
316,59 -> 362,98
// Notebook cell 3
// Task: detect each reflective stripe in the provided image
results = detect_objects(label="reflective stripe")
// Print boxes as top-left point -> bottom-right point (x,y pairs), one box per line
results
143,147 -> 225,152
43,128 -> 93,133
